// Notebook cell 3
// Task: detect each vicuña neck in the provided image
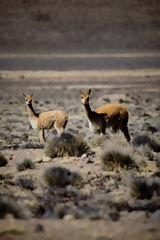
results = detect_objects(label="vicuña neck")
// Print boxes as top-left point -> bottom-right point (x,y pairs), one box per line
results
83,102 -> 93,118
27,103 -> 38,118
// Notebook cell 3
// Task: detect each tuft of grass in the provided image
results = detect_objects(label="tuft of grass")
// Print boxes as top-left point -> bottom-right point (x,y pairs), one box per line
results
15,176 -> 35,190
135,144 -> 155,161
102,151 -> 136,170
0,153 -> 8,167
20,143 -> 43,149
101,140 -> 137,170
21,133 -> 28,141
155,153 -> 160,168
0,228 -> 23,236
130,177 -> 160,199
132,134 -> 160,152
17,159 -> 35,171
89,135 -> 107,148
0,197 -> 31,219
44,166 -> 83,187
44,133 -> 89,158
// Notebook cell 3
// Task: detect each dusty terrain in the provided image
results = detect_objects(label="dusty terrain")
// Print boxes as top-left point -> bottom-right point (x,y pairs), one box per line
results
0,52 -> 160,240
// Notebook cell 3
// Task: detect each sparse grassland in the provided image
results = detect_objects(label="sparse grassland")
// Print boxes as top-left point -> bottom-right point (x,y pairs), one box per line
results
0,52 -> 160,239
0,88 -> 160,240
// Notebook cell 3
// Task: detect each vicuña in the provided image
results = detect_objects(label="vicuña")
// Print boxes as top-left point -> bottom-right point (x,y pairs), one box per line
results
80,89 -> 130,142
23,94 -> 68,143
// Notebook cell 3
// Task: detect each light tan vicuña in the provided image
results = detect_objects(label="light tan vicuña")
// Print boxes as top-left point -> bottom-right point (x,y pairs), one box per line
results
23,94 -> 68,143
80,89 -> 130,142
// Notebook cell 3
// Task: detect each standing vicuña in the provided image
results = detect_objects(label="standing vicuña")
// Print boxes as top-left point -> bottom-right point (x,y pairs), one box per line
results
23,94 -> 68,143
80,89 -> 130,142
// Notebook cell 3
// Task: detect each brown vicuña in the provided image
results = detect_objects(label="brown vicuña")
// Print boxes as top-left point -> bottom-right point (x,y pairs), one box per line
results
80,89 -> 130,142
23,94 -> 68,143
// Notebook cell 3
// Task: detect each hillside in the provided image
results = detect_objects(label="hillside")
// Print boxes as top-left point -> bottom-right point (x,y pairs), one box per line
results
0,0 -> 160,52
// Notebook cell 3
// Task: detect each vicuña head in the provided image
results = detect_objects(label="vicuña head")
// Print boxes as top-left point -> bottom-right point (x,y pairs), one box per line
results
80,89 -> 91,105
80,89 -> 130,142
23,94 -> 68,143
23,93 -> 33,105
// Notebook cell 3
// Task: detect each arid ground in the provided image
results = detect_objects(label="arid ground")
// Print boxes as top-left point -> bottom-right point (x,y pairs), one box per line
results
0,52 -> 160,240
0,1 -> 160,240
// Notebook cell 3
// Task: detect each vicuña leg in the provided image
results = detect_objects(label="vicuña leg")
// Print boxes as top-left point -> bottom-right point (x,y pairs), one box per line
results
120,125 -> 130,142
55,122 -> 64,136
39,129 -> 45,143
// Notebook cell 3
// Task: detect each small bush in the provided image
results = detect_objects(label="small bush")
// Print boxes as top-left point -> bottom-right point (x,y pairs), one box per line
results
0,173 -> 13,183
101,141 -> 137,170
44,133 -> 89,158
132,134 -> 160,152
130,177 -> 160,199
44,166 -> 83,187
89,135 -> 107,148
102,151 -> 136,170
153,171 -> 160,177
15,176 -> 35,190
17,159 -> 35,171
0,196 -> 31,219
155,153 -> 160,168
135,145 -> 154,161
0,153 -> 8,167
20,143 -> 43,149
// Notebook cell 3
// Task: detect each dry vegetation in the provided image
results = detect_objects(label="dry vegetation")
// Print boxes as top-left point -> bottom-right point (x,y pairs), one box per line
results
130,176 -> 160,200
0,75 -> 159,239
44,133 -> 90,158
0,89 -> 159,229
44,166 -> 83,187
0,153 -> 8,167
17,159 -> 36,171
0,78 -> 160,239
101,139 -> 137,170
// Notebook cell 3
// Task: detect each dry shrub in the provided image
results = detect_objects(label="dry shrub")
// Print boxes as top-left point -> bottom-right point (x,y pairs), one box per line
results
44,133 -> 89,158
132,134 -> 160,152
100,139 -> 137,170
89,135 -> 107,148
15,176 -> 35,190
135,144 -> 154,161
20,143 -> 43,149
0,196 -> 31,219
0,153 -> 8,167
130,177 -> 160,199
44,166 -> 83,187
155,153 -> 160,168
17,159 -> 35,171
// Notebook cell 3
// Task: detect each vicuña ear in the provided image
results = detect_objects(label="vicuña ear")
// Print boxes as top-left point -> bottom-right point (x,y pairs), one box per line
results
23,93 -> 26,97
88,89 -> 91,95
79,90 -> 83,94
